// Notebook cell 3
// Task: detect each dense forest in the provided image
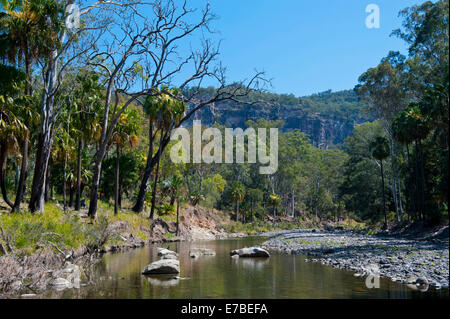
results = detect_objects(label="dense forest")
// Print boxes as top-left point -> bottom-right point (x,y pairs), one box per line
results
0,0 -> 448,238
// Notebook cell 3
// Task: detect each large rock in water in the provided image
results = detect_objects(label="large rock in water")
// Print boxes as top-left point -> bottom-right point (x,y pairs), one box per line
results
189,248 -> 216,258
142,259 -> 180,275
230,247 -> 270,258
157,248 -> 178,258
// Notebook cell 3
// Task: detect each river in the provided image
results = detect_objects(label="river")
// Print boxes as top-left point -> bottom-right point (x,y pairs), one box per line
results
44,236 -> 448,299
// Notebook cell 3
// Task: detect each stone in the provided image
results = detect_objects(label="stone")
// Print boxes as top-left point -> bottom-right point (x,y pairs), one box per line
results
230,247 -> 270,258
49,277 -> 71,288
161,253 -> 179,260
190,248 -> 216,257
415,276 -> 429,286
142,259 -> 180,275
157,248 -> 178,258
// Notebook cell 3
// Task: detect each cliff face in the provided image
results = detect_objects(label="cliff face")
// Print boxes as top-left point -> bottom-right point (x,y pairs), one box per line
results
187,102 -> 367,149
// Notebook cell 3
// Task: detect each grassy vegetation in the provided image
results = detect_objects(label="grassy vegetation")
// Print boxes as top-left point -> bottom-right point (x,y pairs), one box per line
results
0,202 -> 151,256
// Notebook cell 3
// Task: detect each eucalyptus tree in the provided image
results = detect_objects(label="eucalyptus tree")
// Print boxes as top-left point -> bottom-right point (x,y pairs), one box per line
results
356,52 -> 409,222
392,0 -> 449,93
27,0 -> 109,212
370,136 -> 390,227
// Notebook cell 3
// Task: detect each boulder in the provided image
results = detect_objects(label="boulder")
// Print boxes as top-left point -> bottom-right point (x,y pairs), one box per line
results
230,247 -> 270,258
142,259 -> 180,275
161,253 -> 179,260
190,248 -> 216,257
157,248 -> 178,258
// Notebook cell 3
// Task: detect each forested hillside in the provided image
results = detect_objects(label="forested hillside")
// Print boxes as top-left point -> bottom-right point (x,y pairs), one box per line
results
185,89 -> 373,148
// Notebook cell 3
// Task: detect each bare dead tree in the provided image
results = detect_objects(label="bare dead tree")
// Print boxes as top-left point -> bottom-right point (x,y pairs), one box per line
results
79,0 -> 267,219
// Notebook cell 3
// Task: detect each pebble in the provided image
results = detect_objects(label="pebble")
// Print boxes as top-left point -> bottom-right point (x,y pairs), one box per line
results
261,229 -> 449,289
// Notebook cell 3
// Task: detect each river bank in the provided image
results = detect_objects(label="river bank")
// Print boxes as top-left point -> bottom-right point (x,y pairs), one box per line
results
260,227 -> 449,290
0,202 -> 249,297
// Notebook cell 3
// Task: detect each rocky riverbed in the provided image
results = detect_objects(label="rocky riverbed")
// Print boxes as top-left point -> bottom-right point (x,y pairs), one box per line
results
260,228 -> 449,290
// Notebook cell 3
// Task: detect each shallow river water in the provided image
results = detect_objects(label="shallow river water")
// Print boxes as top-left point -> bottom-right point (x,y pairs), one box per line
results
44,237 -> 448,299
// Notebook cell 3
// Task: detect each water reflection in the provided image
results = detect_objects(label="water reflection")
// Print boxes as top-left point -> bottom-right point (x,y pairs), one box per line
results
42,237 -> 449,299
146,276 -> 180,287
232,257 -> 269,270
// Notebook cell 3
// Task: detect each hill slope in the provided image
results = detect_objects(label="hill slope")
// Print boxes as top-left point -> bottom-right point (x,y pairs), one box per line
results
185,89 -> 373,148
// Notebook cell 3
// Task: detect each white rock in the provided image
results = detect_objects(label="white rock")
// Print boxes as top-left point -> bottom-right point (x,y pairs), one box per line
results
157,248 -> 178,258
230,247 -> 270,258
190,248 -> 216,257
142,259 -> 180,275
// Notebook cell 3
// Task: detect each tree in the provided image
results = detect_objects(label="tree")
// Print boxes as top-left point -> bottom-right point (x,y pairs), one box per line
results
0,0 -> 43,212
392,0 -> 449,91
267,193 -> 281,218
0,65 -> 26,209
85,1 -> 266,219
201,174 -> 227,208
247,188 -> 263,222
356,51 -> 409,222
28,0 -> 81,212
370,136 -> 390,228
72,69 -> 104,211
161,174 -> 184,235
111,107 -> 141,215
230,182 -> 245,222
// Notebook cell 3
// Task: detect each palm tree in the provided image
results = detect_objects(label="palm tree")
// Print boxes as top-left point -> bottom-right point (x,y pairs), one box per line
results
230,182 -> 245,222
144,91 -> 185,221
72,69 -> 104,211
0,1 -> 42,212
370,136 -> 390,228
162,174 -> 184,235
111,108 -> 141,215
392,110 -> 418,220
133,89 -> 185,214
267,193 -> 281,218
0,65 -> 26,208
392,106 -> 430,221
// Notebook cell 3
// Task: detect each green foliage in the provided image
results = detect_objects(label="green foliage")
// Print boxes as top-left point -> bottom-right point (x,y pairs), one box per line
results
101,152 -> 140,200
201,174 -> 227,208
157,203 -> 176,216
0,203 -> 87,254
370,136 -> 390,161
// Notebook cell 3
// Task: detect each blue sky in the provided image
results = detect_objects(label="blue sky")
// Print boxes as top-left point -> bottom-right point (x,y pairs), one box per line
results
185,0 -> 425,97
